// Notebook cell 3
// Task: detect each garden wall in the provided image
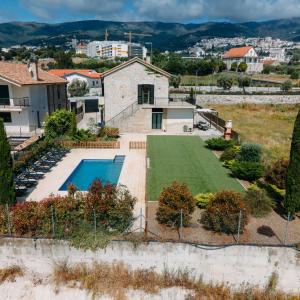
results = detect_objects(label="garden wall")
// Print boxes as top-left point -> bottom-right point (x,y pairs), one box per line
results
171,93 -> 300,105
0,238 -> 299,293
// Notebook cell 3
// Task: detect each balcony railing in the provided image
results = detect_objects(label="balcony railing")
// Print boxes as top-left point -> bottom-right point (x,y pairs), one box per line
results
0,97 -> 30,108
141,97 -> 196,107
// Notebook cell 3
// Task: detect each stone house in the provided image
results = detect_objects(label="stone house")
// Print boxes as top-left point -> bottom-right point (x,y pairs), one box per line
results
0,60 -> 68,135
102,57 -> 195,133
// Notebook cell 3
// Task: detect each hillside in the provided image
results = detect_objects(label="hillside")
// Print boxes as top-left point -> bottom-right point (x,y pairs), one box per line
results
0,18 -> 300,50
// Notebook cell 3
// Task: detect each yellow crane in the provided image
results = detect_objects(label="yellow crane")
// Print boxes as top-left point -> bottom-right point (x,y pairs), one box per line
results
124,31 -> 152,57
104,29 -> 109,41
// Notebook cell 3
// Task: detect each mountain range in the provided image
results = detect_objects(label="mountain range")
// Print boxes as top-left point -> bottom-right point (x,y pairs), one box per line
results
1,18 -> 300,51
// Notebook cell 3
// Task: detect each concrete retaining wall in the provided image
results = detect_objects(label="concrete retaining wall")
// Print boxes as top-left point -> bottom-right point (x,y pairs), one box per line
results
0,238 -> 299,293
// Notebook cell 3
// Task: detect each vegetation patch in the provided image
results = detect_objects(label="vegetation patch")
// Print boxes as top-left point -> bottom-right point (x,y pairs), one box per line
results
0,265 -> 24,283
52,261 -> 299,300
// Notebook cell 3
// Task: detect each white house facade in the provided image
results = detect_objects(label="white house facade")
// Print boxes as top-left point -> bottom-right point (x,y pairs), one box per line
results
102,57 -> 195,133
223,46 -> 263,73
0,61 -> 68,135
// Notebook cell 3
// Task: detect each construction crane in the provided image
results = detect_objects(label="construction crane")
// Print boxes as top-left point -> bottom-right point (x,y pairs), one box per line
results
124,31 -> 152,58
104,29 -> 109,41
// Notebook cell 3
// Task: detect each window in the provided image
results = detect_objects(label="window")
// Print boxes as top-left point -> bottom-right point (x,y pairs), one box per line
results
138,84 -> 154,105
0,85 -> 10,106
0,112 -> 12,123
93,81 -> 95,86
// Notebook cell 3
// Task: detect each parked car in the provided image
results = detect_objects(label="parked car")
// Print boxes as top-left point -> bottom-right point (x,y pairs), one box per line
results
196,121 -> 210,131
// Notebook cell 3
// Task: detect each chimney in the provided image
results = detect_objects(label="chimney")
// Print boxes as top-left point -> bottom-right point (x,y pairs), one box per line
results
146,53 -> 151,64
27,55 -> 39,81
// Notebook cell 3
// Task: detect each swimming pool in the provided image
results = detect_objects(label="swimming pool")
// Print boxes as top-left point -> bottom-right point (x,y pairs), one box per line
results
59,156 -> 125,191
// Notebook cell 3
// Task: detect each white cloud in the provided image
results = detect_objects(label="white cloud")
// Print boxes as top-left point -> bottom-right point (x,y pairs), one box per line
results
21,0 -> 300,23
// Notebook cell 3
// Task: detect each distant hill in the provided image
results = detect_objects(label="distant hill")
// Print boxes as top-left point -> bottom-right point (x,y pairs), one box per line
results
0,18 -> 300,51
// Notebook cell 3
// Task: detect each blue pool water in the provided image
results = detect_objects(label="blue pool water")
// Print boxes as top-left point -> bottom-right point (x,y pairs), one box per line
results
59,157 -> 125,191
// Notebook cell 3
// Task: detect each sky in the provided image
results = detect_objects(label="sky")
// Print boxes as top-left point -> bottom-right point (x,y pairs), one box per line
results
1,0 -> 300,24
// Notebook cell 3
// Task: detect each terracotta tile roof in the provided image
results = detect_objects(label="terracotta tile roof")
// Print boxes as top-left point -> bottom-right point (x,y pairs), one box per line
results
48,69 -> 102,79
223,46 -> 254,59
0,61 -> 67,86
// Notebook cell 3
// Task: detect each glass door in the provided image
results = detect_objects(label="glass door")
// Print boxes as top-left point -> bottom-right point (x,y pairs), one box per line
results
152,113 -> 162,129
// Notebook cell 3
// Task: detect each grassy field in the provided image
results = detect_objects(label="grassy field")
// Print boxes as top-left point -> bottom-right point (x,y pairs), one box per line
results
210,103 -> 299,161
147,136 -> 244,201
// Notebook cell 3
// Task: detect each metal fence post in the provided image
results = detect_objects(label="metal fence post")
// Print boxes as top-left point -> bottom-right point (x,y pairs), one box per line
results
179,209 -> 183,240
139,207 -> 143,231
93,208 -> 97,240
51,205 -> 55,238
237,210 -> 242,244
284,212 -> 290,245
5,203 -> 11,237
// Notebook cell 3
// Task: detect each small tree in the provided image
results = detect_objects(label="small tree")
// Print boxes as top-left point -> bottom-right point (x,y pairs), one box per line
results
244,186 -> 275,217
230,62 -> 238,72
217,74 -> 234,90
200,191 -> 248,234
285,109 -> 300,214
238,76 -> 251,94
0,118 -> 15,205
281,80 -> 292,93
68,79 -> 89,97
156,182 -> 195,231
170,75 -> 181,88
290,71 -> 299,80
44,109 -> 75,140
238,62 -> 248,73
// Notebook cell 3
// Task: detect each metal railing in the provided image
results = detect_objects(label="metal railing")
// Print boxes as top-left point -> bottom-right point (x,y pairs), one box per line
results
106,101 -> 139,128
0,97 -> 30,108
141,97 -> 196,107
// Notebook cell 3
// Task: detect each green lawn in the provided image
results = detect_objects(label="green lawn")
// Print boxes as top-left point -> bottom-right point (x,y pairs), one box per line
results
147,136 -> 244,201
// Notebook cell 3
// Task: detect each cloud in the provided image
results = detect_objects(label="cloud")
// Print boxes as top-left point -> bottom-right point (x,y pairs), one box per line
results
21,0 -> 300,23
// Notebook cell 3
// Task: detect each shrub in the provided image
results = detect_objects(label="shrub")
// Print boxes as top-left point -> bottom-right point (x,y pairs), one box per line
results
44,109 -> 76,140
11,202 -> 41,235
84,180 -> 136,231
0,205 -> 7,234
231,161 -> 264,181
205,137 -> 235,151
195,193 -> 214,209
265,159 -> 289,190
220,146 -> 240,162
257,225 -> 275,237
156,182 -> 195,229
223,159 -> 235,169
200,191 -> 248,234
217,74 -> 234,90
244,187 -> 275,217
237,143 -> 262,163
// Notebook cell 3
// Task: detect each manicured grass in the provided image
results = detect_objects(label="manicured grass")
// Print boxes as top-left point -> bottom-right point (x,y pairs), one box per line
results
210,103 -> 298,162
147,136 -> 244,201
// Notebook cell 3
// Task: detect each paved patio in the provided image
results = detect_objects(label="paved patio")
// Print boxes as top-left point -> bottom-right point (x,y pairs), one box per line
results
25,133 -> 147,230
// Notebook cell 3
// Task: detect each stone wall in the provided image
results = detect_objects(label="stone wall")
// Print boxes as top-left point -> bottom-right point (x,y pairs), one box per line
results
0,238 -> 299,293
104,62 -> 169,121
171,93 -> 300,105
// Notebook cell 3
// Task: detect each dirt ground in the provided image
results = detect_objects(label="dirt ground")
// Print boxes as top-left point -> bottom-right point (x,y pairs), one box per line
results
146,202 -> 300,246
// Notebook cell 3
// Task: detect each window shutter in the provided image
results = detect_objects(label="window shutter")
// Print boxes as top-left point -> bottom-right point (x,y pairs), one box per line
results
149,85 -> 154,105
138,85 -> 143,104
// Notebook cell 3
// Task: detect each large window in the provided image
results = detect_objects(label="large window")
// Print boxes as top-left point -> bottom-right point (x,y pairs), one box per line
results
138,84 -> 154,105
0,112 -> 12,123
0,85 -> 9,106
